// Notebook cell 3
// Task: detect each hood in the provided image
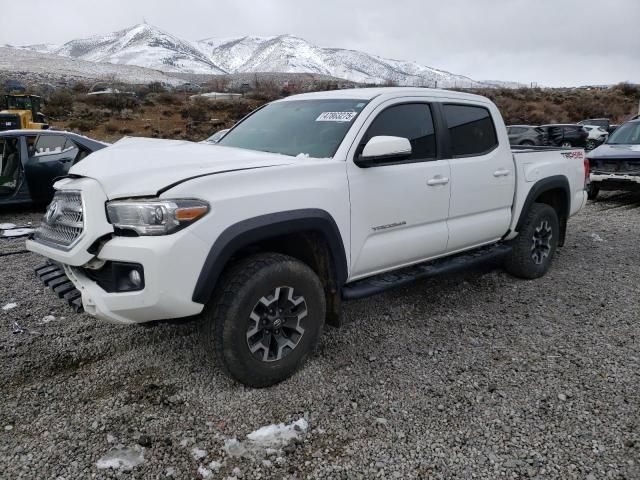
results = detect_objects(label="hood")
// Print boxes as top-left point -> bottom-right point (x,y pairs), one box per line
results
69,137 -> 294,198
587,143 -> 640,160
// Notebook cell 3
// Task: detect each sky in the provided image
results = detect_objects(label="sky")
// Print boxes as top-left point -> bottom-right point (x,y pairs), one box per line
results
1,0 -> 639,87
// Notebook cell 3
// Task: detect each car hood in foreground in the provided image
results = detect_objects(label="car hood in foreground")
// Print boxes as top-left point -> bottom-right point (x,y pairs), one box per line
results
587,143 -> 640,160
68,137 -> 297,199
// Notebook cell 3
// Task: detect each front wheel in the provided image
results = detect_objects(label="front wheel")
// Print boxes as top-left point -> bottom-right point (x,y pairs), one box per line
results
200,253 -> 326,387
504,203 -> 559,279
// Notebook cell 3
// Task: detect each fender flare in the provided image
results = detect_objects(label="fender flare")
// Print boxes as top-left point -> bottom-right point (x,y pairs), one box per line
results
192,209 -> 348,304
515,175 -> 570,243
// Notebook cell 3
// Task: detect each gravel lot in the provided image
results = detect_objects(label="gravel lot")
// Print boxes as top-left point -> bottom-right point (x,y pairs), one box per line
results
1,193 -> 639,480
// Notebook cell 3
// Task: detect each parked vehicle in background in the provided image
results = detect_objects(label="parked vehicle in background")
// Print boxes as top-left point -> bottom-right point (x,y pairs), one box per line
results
581,125 -> 609,150
578,118 -> 618,134
506,125 -> 547,146
539,124 -> 589,148
586,118 -> 640,200
27,88 -> 588,387
0,130 -> 106,207
0,94 -> 49,131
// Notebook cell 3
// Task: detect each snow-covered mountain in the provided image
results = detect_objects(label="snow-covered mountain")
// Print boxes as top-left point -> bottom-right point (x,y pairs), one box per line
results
22,24 -> 485,87
198,34 -> 482,87
40,24 -> 225,75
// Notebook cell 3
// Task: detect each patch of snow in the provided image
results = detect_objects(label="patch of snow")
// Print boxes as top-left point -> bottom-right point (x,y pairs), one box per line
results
223,438 -> 247,458
197,465 -> 212,478
96,446 -> 145,471
2,302 -> 17,311
40,315 -> 56,324
191,447 -> 207,460
224,418 -> 309,459
208,460 -> 222,471
1,228 -> 34,237
590,233 -> 604,242
246,418 -> 308,448
0,223 -> 16,230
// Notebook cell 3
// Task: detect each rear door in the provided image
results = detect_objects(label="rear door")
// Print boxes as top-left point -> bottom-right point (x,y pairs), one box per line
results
346,100 -> 451,279
444,103 -> 516,252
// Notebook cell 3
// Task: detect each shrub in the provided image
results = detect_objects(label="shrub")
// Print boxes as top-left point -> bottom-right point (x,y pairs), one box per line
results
104,123 -> 118,134
180,97 -> 211,123
68,118 -> 98,132
44,90 -> 74,118
83,93 -> 140,111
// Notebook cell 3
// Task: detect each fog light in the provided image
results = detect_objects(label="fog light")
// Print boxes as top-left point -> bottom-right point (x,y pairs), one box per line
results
129,269 -> 142,288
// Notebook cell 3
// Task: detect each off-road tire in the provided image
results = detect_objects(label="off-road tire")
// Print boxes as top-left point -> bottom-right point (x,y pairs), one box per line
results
504,203 -> 559,279
200,253 -> 325,387
587,182 -> 600,200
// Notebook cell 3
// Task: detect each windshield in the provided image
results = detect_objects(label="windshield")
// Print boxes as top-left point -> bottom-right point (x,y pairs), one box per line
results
607,122 -> 640,145
218,99 -> 368,157
6,96 -> 32,111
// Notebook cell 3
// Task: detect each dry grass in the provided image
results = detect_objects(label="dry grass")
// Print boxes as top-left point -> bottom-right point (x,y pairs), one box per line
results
25,82 -> 640,143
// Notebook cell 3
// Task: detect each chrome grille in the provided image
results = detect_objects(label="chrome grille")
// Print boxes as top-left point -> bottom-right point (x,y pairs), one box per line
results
33,191 -> 84,249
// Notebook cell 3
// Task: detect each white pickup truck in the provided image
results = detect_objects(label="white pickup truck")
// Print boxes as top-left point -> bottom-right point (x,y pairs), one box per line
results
27,87 -> 588,386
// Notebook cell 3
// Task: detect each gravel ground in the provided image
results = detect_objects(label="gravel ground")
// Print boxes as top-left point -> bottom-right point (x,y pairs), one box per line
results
1,194 -> 639,480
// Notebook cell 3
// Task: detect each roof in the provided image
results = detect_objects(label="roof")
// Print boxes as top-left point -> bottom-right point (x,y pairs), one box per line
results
278,87 -> 490,103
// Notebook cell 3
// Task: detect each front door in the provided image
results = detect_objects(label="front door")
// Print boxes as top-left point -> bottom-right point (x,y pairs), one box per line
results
347,101 -> 451,279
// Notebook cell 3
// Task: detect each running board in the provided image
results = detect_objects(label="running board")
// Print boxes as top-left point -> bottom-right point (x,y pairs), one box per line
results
35,262 -> 84,313
341,244 -> 512,300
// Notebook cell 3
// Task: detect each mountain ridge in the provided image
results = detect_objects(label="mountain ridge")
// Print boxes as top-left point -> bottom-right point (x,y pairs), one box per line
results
20,24 -> 487,87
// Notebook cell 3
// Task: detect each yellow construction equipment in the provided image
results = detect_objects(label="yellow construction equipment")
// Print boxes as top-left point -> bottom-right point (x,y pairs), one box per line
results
0,94 -> 49,131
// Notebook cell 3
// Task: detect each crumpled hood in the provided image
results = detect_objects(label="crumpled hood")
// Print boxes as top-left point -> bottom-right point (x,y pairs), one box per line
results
69,137 -> 294,198
587,143 -> 640,160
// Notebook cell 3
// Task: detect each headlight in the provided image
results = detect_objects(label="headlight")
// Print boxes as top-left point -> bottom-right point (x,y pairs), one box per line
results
106,198 -> 209,235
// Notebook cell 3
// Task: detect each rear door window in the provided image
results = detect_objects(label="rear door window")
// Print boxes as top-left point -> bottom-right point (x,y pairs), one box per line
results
32,135 -> 78,162
443,104 -> 498,157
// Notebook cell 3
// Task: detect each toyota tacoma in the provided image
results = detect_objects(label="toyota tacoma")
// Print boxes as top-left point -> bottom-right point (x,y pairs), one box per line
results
27,88 -> 589,386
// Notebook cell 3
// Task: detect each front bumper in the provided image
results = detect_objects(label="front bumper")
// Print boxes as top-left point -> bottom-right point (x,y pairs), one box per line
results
26,180 -> 210,324
67,232 -> 209,324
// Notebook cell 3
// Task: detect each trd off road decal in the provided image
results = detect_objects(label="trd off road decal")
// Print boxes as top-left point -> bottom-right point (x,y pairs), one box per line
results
316,112 -> 358,122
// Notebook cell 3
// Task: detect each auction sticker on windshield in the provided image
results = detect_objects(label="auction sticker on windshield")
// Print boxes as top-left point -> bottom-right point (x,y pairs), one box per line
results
316,112 -> 358,122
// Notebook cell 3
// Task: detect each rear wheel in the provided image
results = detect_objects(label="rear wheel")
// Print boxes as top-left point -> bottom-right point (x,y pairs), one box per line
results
520,140 -> 534,146
200,253 -> 325,387
504,203 -> 559,279
560,141 -> 572,147
586,139 -> 597,150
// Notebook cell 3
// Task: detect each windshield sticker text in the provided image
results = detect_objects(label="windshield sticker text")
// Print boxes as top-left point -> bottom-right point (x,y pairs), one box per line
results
316,111 -> 358,122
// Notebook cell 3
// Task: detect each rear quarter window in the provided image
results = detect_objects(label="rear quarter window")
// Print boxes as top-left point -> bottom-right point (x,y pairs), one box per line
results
443,104 -> 498,157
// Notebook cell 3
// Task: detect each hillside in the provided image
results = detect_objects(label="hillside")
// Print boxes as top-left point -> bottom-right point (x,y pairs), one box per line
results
18,23 -> 486,87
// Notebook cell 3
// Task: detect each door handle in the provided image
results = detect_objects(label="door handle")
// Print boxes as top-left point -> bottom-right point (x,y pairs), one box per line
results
427,175 -> 449,186
493,169 -> 510,177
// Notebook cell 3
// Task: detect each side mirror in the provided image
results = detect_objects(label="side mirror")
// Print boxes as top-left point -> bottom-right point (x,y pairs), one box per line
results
355,136 -> 412,168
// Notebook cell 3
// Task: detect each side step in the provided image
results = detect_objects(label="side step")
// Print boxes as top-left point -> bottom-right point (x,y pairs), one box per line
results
341,244 -> 512,300
35,262 -> 84,313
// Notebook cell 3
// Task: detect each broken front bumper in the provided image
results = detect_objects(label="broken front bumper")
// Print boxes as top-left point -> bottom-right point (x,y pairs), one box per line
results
34,262 -> 83,313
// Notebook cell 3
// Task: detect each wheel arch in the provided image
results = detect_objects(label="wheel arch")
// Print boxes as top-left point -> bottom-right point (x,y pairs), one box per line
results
515,175 -> 571,246
192,209 -> 348,325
